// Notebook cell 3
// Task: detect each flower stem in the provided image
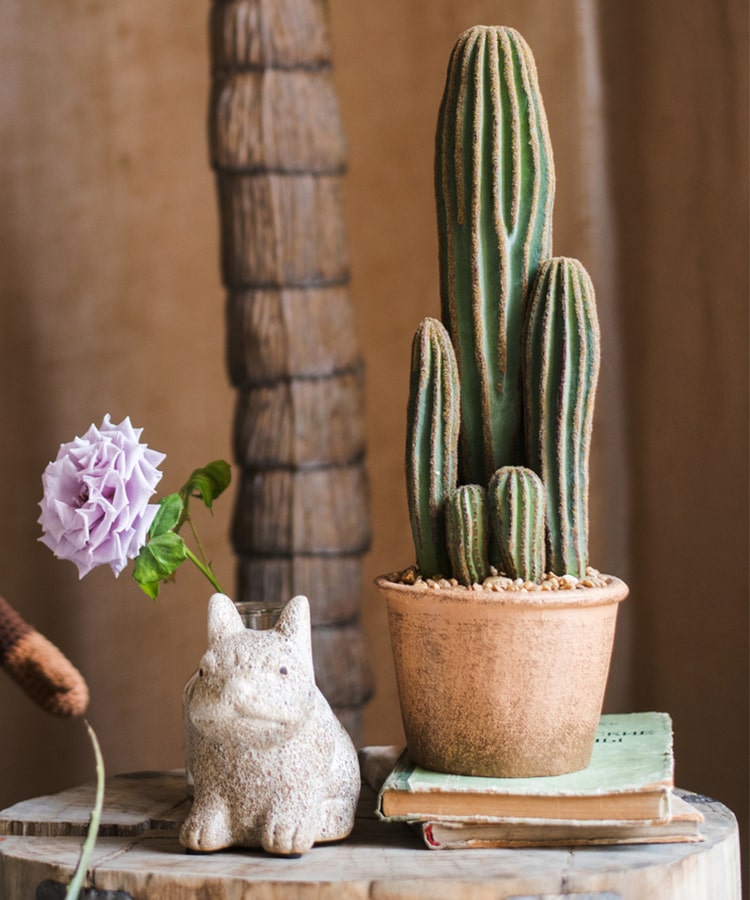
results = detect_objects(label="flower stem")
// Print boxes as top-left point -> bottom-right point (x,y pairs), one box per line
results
185,546 -> 224,594
66,720 -> 104,899
185,511 -> 210,569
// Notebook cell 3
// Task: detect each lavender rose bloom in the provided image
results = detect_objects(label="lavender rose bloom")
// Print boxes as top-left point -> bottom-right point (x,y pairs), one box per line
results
38,415 -> 166,578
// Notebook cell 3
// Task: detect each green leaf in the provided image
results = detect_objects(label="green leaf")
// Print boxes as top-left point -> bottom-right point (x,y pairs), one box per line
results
149,493 -> 183,538
137,579 -> 160,600
133,532 -> 187,593
179,460 -> 232,513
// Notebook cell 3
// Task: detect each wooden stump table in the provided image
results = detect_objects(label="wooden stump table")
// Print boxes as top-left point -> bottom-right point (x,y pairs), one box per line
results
0,771 -> 741,899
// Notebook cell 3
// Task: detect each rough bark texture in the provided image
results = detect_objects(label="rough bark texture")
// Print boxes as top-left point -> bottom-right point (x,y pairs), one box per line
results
209,0 -> 372,738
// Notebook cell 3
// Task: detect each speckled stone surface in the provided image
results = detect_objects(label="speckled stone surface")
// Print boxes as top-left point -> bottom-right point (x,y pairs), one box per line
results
180,594 -> 360,856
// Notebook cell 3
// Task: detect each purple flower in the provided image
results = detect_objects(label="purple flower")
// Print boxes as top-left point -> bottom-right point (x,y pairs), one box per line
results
38,415 -> 166,578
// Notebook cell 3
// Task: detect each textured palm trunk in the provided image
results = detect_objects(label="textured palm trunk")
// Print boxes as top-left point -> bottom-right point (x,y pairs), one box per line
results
208,0 -> 372,739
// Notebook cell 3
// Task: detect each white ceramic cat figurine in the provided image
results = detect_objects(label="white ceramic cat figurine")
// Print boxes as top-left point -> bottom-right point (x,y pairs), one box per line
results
180,593 -> 360,856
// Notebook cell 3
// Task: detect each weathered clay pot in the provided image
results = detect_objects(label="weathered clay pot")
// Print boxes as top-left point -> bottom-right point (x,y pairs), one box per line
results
376,575 -> 628,778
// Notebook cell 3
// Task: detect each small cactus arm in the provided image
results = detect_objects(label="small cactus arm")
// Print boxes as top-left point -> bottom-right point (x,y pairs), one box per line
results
436,25 -> 555,485
0,595 -> 89,717
446,484 -> 490,586
523,257 -> 601,577
406,318 -> 460,578
489,466 -> 546,583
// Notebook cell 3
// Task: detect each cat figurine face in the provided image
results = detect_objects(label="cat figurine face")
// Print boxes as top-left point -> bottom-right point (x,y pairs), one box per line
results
180,593 -> 360,856
188,593 -> 317,748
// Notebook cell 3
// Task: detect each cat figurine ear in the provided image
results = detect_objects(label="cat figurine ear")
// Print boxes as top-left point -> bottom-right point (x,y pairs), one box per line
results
275,595 -> 314,678
207,593 -> 245,645
207,593 -> 313,646
274,594 -> 311,641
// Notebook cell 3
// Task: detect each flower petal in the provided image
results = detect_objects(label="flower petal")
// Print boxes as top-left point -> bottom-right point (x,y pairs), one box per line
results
38,416 -> 166,579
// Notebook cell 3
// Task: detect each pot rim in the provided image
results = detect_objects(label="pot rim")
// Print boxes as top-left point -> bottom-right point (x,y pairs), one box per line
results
375,573 -> 628,610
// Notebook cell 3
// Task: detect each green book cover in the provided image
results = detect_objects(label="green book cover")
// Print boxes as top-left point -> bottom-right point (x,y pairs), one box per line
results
377,712 -> 674,823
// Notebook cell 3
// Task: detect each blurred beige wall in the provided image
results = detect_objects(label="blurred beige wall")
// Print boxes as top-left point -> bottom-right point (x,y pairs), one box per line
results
0,0 -> 746,862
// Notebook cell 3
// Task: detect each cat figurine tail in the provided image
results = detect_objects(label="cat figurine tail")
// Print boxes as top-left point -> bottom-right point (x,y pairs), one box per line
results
181,593 -> 361,856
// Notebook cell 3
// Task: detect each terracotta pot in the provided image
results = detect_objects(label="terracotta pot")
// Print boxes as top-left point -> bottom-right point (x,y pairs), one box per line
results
376,575 -> 628,778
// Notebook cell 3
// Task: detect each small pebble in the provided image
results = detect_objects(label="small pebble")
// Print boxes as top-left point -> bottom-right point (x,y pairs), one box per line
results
402,567 -> 417,585
389,566 -> 612,594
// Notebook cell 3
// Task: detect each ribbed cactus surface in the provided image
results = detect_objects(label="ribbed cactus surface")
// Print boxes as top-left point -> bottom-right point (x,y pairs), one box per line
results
403,27 -> 602,588
406,318 -> 460,578
436,25 -> 555,486
523,257 -> 600,577
489,466 -> 546,583
446,485 -> 490,585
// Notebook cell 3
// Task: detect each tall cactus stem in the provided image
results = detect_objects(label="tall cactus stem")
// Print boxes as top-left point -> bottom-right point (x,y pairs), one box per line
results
489,466 -> 546,583
523,257 -> 601,577
436,25 -> 555,486
406,318 -> 460,577
446,484 -> 490,586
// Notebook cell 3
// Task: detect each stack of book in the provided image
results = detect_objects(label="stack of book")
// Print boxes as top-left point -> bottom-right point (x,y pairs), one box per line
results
369,712 -> 704,849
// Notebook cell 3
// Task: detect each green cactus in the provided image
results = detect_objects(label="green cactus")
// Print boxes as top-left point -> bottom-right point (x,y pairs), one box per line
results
406,317 -> 460,577
523,257 -> 601,577
435,25 -> 555,486
402,28 -> 602,588
446,485 -> 490,585
489,466 -> 546,583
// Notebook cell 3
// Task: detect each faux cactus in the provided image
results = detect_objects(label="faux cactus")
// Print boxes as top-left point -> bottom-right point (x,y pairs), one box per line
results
406,318 -> 460,578
402,26 -> 601,588
523,257 -> 601,577
446,485 -> 490,585
489,466 -> 546,583
436,26 -> 555,486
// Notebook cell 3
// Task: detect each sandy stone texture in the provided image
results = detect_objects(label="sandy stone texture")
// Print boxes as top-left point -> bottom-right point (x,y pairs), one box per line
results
181,593 -> 360,855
